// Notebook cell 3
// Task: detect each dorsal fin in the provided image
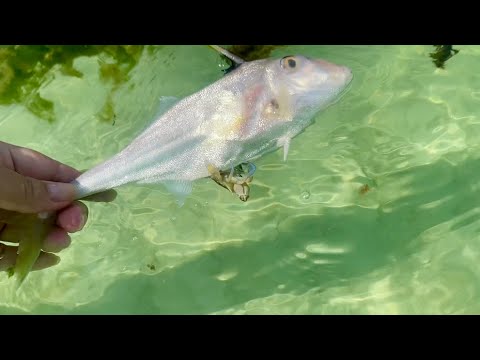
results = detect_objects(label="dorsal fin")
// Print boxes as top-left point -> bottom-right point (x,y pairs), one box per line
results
208,45 -> 245,65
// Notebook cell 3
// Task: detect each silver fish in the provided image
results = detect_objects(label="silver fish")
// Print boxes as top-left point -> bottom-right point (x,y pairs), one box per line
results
72,46 -> 353,203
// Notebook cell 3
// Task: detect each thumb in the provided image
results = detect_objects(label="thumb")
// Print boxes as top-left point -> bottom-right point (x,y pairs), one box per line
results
0,167 -> 76,214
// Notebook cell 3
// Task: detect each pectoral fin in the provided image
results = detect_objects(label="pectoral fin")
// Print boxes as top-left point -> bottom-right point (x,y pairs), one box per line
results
162,180 -> 193,207
277,137 -> 291,161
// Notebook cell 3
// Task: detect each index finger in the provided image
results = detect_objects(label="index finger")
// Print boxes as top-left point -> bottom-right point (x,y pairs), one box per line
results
0,141 -> 80,182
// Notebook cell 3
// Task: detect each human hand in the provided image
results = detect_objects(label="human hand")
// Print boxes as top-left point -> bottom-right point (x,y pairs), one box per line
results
0,141 -> 115,274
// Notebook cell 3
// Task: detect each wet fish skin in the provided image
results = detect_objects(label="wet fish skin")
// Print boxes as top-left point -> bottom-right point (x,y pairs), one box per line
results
72,49 -> 353,201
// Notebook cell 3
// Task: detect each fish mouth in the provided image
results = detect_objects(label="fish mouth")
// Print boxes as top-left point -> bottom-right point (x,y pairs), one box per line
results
339,69 -> 354,97
326,66 -> 354,107
314,59 -> 353,83
314,59 -> 353,99
332,64 -> 354,99
334,65 -> 353,91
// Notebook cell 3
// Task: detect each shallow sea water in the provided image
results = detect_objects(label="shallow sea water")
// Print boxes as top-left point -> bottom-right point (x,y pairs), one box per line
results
0,45 -> 479,314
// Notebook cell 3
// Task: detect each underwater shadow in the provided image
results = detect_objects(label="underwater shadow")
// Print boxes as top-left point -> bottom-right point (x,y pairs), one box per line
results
37,154 -> 480,314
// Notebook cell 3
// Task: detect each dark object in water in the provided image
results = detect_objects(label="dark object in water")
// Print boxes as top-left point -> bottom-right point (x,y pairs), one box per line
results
359,184 -> 370,195
220,45 -> 284,74
430,45 -> 459,69
227,45 -> 283,62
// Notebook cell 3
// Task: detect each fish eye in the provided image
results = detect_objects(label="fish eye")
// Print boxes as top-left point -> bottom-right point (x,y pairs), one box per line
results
280,56 -> 297,70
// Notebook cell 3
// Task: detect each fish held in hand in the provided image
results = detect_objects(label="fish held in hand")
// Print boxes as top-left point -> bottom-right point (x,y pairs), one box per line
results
71,46 -> 353,203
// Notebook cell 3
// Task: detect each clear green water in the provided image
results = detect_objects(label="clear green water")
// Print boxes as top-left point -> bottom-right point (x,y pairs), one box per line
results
0,45 -> 478,314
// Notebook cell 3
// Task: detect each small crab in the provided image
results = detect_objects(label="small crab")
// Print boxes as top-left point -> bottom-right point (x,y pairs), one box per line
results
208,162 -> 256,202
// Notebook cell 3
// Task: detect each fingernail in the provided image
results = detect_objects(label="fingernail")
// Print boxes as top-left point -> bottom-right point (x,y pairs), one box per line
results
73,213 -> 86,230
47,183 -> 73,202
